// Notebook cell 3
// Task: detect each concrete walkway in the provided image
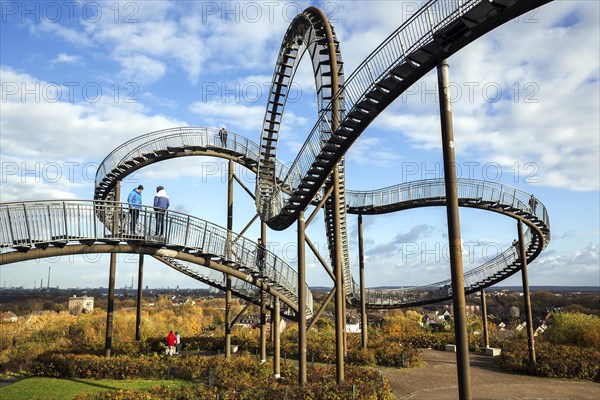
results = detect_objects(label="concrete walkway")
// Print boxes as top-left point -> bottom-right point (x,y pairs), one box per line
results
382,349 -> 600,399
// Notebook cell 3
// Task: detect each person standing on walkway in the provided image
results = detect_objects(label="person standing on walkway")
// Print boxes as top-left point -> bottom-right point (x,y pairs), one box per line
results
153,186 -> 170,236
219,125 -> 228,147
127,185 -> 143,233
256,237 -> 266,275
528,194 -> 537,215
166,330 -> 177,356
175,331 -> 181,354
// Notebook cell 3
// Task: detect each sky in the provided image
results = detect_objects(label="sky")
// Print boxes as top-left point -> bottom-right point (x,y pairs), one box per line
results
0,0 -> 598,292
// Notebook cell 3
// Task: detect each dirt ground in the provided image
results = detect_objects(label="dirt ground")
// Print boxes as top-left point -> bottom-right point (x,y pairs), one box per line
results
381,349 -> 600,400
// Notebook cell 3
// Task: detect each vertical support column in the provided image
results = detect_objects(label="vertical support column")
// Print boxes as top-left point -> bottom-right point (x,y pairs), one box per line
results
135,254 -> 144,341
342,285 -> 347,355
225,159 -> 234,358
225,276 -> 232,358
358,214 -> 368,349
105,181 -> 120,357
273,297 -> 281,379
437,59 -> 472,400
481,289 -> 489,349
517,220 -> 536,364
319,8 -> 344,384
297,211 -> 307,385
332,167 -> 345,384
227,160 -> 234,241
260,222 -> 268,364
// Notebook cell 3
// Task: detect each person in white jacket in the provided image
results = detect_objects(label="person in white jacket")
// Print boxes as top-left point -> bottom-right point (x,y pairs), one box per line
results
153,186 -> 170,235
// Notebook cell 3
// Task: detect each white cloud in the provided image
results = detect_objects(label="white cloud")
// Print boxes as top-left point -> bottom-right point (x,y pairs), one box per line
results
0,68 -> 187,200
365,1 -> 599,192
118,54 -> 167,84
1,68 -> 185,160
188,99 -> 307,135
533,243 -> 599,284
51,53 -> 82,64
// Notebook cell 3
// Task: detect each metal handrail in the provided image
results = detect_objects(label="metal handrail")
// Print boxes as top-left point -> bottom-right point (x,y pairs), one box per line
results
344,178 -> 550,307
0,200 -> 312,314
95,127 -> 292,196
347,178 -> 549,226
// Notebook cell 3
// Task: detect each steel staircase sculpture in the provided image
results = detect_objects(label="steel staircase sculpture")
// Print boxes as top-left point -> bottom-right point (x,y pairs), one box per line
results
1,125 -> 550,310
0,0 -> 556,315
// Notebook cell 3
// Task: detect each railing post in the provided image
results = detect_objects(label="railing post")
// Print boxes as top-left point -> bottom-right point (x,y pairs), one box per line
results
62,202 -> 69,238
22,204 -> 31,246
184,216 -> 190,248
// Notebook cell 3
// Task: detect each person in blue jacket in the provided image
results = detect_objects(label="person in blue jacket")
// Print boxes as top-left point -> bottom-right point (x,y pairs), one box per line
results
153,186 -> 170,235
127,185 -> 143,233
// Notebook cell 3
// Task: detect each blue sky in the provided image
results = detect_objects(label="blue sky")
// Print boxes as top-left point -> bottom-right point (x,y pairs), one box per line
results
0,0 -> 598,291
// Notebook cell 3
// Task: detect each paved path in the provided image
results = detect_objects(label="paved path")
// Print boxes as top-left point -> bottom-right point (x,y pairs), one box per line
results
381,349 -> 600,399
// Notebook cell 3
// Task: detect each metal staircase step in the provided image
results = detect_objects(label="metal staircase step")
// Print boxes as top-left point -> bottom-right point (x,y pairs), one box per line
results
433,18 -> 469,44
461,1 -> 501,28
391,62 -> 416,79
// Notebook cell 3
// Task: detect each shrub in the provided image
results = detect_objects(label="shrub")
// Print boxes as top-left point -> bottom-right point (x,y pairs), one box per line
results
346,347 -> 377,366
498,339 -> 600,381
374,340 -> 423,368
545,312 -> 600,349
32,353 -> 394,400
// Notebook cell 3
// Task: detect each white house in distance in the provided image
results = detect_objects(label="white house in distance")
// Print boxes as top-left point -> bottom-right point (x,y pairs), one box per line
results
68,295 -> 94,314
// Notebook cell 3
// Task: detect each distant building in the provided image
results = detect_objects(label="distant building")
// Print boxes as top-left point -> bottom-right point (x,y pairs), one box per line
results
346,323 -> 361,333
68,295 -> 94,314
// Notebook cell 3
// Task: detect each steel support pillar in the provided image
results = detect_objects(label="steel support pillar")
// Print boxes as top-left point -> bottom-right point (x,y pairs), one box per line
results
135,254 -> 144,341
225,159 -> 234,358
437,59 -> 472,400
321,8 -> 344,383
342,286 -> 347,355
517,220 -> 536,364
225,275 -> 232,358
260,222 -> 267,364
297,211 -> 307,384
273,297 -> 281,379
481,289 -> 489,349
332,167 -> 345,384
358,214 -> 368,349
105,181 -> 120,357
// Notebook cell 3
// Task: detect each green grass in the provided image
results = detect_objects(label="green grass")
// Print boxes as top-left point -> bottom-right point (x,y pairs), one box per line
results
0,377 -> 191,400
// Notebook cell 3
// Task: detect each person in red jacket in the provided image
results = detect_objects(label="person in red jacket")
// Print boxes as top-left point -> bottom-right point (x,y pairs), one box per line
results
166,330 -> 177,356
